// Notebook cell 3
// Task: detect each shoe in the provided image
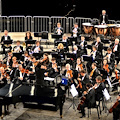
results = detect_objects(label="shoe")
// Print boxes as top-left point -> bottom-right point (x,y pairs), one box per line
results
80,115 -> 85,118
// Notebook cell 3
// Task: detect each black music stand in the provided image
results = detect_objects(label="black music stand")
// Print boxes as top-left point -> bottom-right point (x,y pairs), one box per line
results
34,33 -> 42,40
51,34 -> 62,39
3,40 -> 13,45
55,41 -> 67,48
82,55 -> 93,62
66,53 -> 76,59
33,52 -> 43,60
13,53 -> 22,60
25,40 -> 36,44
51,52 -> 58,58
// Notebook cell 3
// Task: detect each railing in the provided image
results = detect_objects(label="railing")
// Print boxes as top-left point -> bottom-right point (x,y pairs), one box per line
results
0,16 -> 119,33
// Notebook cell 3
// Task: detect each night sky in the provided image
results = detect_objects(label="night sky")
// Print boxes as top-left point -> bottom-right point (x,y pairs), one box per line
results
2,0 -> 120,21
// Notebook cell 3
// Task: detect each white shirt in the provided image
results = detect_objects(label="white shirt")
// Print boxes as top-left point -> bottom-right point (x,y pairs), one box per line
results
92,51 -> 97,60
113,44 -> 118,51
5,36 -> 8,40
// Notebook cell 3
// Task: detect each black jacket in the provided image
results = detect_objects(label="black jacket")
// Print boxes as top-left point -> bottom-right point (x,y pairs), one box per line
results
54,27 -> 64,35
1,35 -> 11,43
99,14 -> 108,24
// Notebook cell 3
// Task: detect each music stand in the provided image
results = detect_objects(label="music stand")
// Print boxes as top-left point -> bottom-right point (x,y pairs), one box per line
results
13,53 -> 22,60
3,40 -> 13,45
51,52 -> 58,59
55,41 -> 67,48
51,34 -> 62,39
34,33 -> 42,40
25,40 -> 36,44
33,52 -> 43,60
66,53 -> 76,59
82,55 -> 93,62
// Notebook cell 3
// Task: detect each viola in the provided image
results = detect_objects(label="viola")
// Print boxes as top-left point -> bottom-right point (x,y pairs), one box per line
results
103,64 -> 109,73
20,68 -> 29,74
109,100 -> 119,113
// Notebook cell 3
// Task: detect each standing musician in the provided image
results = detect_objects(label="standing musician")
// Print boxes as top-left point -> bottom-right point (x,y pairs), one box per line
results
77,36 -> 87,56
1,30 -> 12,54
76,70 -> 90,96
99,10 -> 108,25
92,36 -> 103,56
89,63 -> 100,85
63,64 -> 73,84
109,94 -> 120,120
110,38 -> 120,65
77,83 -> 96,118
13,40 -> 23,53
93,76 -> 105,101
104,47 -> 115,70
54,22 -> 64,35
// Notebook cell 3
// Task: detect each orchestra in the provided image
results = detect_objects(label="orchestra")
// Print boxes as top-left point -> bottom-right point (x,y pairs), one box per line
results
0,14 -> 120,119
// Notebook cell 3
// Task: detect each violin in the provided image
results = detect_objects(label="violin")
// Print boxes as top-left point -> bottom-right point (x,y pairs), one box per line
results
109,100 -> 119,113
103,64 -> 109,73
66,70 -> 73,83
77,73 -> 82,89
20,68 -> 29,74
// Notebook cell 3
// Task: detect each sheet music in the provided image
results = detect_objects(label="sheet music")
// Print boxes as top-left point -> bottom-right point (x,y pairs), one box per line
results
8,83 -> 14,97
70,84 -> 78,97
30,85 -> 35,96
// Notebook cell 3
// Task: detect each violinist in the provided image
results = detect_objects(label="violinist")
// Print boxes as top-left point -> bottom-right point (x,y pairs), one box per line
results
0,67 -> 7,88
76,70 -> 90,96
78,83 -> 96,118
89,63 -> 100,85
93,76 -> 105,101
63,64 -> 73,84
111,94 -> 120,120
48,57 -> 59,78
40,53 -> 49,66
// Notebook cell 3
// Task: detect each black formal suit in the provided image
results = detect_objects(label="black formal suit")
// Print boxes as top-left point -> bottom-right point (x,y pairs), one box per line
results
95,82 -> 105,101
81,74 -> 90,92
92,41 -> 103,56
1,35 -> 11,43
71,27 -> 81,37
54,27 -> 64,35
77,40 -> 87,56
79,88 -> 96,116
99,14 -> 108,24
31,45 -> 43,52
13,45 -> 23,53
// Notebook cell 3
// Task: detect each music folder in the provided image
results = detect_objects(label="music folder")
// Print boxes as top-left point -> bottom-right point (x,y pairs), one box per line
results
82,55 -> 93,62
68,36 -> 77,42
13,52 -> 22,60
100,69 -> 108,76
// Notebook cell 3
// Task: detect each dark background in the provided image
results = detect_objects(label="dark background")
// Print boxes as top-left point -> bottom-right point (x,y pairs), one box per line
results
2,0 -> 119,20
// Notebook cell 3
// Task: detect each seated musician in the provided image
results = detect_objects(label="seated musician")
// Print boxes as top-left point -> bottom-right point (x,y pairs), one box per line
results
92,36 -> 103,56
78,83 -> 96,118
20,51 -> 31,68
56,43 -> 65,64
13,40 -> 23,53
40,53 -> 49,66
54,22 -> 64,35
111,94 -> 120,120
93,76 -> 105,101
59,35 -> 69,52
48,57 -> 59,78
99,10 -> 108,25
30,41 -> 43,55
0,67 -> 7,88
89,63 -> 100,85
72,45 -> 80,59
77,36 -> 87,56
76,70 -> 90,96
101,59 -> 110,80
71,23 -> 81,44
104,47 -> 115,70
63,64 -> 73,84
110,38 -> 120,65
25,31 -> 33,40
1,30 -> 12,54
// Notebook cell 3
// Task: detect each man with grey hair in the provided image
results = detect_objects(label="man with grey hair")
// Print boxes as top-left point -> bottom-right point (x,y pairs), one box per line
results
99,10 -> 108,24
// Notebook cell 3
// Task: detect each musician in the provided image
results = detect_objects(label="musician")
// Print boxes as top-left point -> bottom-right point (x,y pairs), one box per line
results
77,36 -> 87,56
92,36 -> 103,56
99,10 -> 108,24
78,83 -> 96,118
72,45 -> 80,58
110,38 -> 120,64
89,63 -> 100,85
54,22 -> 64,35
0,67 -> 7,88
104,47 -> 115,69
48,57 -> 59,78
112,94 -> 120,120
1,30 -> 12,54
93,76 -> 105,101
13,40 -> 23,53
25,31 -> 33,40
63,64 -> 73,84
77,70 -> 90,96
40,53 -> 49,66
71,23 -> 81,38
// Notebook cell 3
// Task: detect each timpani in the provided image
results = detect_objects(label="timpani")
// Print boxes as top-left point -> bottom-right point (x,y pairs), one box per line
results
82,23 -> 94,34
